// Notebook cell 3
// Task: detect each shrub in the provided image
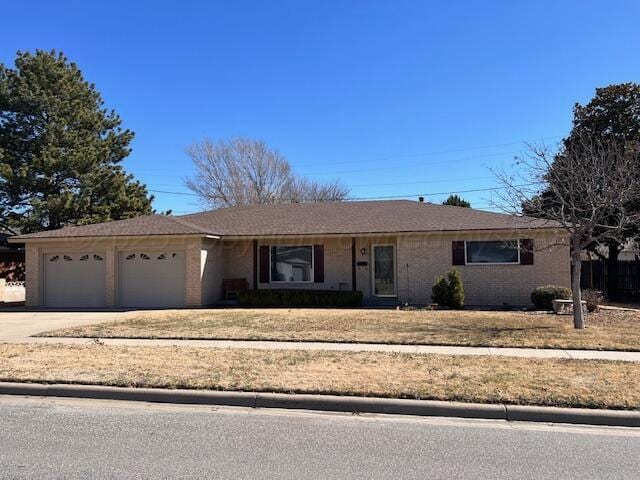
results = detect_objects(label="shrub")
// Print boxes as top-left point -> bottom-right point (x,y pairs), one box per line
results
431,277 -> 449,307
582,289 -> 604,313
237,289 -> 363,307
431,268 -> 465,309
531,285 -> 572,310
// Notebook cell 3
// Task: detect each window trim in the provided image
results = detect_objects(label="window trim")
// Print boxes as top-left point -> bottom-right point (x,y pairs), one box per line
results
269,245 -> 315,283
464,239 -> 521,266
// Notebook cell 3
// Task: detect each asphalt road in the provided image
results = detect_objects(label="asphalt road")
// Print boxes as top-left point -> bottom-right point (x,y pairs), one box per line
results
0,396 -> 639,479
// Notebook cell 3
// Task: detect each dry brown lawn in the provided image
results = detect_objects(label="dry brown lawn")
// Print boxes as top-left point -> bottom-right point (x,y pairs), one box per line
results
1,343 -> 639,409
39,308 -> 640,351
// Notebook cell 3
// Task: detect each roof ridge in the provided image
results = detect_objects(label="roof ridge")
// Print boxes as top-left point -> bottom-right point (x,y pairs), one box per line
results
178,199 -> 416,218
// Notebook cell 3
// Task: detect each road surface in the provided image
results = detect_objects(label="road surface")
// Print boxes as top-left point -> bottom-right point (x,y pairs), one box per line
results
0,395 -> 638,479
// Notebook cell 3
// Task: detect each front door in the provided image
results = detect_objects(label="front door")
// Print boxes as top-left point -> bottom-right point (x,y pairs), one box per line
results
372,245 -> 396,297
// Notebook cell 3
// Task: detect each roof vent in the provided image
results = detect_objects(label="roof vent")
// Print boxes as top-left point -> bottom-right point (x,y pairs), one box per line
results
418,196 -> 424,203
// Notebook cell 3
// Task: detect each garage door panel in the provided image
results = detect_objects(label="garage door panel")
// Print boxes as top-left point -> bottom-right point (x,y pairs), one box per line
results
119,251 -> 185,308
44,253 -> 105,308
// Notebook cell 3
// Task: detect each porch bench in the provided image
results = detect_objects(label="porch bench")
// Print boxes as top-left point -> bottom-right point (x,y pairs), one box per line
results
222,278 -> 249,300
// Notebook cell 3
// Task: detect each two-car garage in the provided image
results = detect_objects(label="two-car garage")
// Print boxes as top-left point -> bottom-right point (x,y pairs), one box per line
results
42,250 -> 186,309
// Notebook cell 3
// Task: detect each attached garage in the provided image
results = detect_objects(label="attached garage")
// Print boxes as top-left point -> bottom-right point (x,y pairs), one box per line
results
44,252 -> 106,308
118,251 -> 186,308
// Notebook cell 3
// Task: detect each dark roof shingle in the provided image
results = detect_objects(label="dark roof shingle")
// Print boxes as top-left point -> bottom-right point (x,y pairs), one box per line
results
13,214 -> 214,239
14,200 -> 559,240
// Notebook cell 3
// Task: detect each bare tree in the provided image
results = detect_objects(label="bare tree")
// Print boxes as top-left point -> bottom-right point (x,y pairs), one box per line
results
185,137 -> 349,208
496,133 -> 639,329
286,177 -> 350,203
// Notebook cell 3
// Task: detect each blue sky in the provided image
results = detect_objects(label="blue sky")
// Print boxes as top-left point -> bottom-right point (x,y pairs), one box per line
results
2,1 -> 638,213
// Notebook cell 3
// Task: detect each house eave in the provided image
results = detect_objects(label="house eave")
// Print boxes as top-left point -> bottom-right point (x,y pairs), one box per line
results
10,233 -> 217,243
218,226 -> 565,241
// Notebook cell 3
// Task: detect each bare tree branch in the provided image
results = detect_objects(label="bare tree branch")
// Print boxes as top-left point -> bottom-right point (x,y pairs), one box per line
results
184,137 -> 349,208
495,132 -> 640,328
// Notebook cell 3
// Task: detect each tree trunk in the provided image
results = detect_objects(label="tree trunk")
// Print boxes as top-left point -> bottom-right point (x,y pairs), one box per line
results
607,243 -> 620,300
571,251 -> 585,329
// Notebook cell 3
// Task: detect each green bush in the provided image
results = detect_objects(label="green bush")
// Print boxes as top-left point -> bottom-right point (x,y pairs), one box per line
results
531,285 -> 572,310
431,268 -> 465,309
431,277 -> 449,307
237,289 -> 363,307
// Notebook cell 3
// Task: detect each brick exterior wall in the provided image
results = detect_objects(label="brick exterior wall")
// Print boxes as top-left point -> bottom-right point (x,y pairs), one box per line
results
238,231 -> 569,306
23,229 -> 570,308
395,231 -> 570,306
24,236 -> 202,308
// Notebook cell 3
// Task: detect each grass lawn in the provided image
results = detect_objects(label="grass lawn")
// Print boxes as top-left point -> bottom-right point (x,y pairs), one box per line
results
39,308 -> 640,351
1,343 -> 639,409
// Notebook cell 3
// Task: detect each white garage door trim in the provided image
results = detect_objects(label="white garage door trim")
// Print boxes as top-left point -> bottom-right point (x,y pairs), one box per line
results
43,252 -> 106,308
118,250 -> 186,308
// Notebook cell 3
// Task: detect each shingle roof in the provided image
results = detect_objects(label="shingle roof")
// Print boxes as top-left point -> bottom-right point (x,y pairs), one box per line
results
13,200 -> 559,240
13,214 -> 215,239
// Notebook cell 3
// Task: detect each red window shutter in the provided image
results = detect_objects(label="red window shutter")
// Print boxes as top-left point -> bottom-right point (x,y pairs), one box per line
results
452,241 -> 465,265
259,246 -> 270,283
314,245 -> 325,283
520,239 -> 534,265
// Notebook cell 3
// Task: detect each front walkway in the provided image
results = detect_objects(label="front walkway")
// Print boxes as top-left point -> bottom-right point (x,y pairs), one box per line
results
15,336 -> 640,362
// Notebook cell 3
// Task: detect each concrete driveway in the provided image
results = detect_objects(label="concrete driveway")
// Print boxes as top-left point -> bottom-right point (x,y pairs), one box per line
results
0,310 -> 134,342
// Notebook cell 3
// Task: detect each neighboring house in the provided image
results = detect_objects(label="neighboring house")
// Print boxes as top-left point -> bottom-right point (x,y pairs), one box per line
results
11,200 -> 570,309
0,233 -> 25,282
0,233 -> 26,303
583,240 -> 640,261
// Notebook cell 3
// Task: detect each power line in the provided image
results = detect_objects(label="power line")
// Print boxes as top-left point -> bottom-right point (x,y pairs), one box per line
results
297,150 -> 521,176
146,175 -> 497,190
130,134 -> 563,175
348,175 -> 495,188
148,183 -> 540,201
149,189 -> 198,197
274,135 -> 563,169
347,184 -> 539,201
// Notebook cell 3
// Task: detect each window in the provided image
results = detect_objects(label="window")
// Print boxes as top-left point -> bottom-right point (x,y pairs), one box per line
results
270,246 -> 313,282
465,240 -> 519,264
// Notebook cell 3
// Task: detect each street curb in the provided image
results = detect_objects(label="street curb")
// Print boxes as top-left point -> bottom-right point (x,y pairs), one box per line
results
0,382 -> 638,427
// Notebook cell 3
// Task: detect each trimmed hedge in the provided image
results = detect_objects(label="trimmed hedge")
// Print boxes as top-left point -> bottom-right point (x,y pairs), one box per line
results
237,289 -> 364,307
531,285 -> 572,310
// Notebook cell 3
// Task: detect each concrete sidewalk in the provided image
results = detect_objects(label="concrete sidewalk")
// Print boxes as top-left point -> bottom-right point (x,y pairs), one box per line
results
13,336 -> 640,362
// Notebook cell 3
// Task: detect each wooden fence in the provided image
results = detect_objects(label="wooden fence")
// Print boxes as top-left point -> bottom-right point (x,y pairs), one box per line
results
581,259 -> 640,298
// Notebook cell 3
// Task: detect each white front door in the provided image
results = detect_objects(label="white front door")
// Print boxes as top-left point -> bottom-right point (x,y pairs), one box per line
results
372,245 -> 396,297
119,251 -> 186,308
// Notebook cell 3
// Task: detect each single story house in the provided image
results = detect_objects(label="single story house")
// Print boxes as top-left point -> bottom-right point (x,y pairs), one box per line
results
12,200 -> 570,309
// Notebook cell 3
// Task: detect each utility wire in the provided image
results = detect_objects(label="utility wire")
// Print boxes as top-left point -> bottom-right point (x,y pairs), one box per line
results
148,183 -> 540,201
130,135 -> 563,175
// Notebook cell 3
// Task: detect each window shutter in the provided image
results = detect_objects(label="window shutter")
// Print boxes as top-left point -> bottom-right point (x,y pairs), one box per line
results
520,239 -> 534,265
452,241 -> 465,265
259,246 -> 270,283
314,245 -> 325,283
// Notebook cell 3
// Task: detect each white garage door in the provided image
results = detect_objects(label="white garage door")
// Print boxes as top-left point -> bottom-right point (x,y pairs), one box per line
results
44,253 -> 106,308
119,251 -> 186,308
